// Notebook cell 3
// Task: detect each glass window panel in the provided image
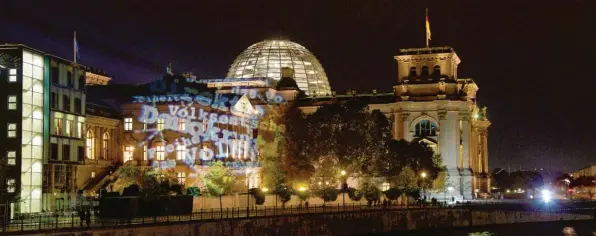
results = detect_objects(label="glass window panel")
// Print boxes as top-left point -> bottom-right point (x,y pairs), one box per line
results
32,82 -> 43,93
22,76 -> 32,90
23,64 -> 32,77
9,69 -> 16,75
32,93 -> 43,106
9,75 -> 17,82
32,136 -> 42,146
23,51 -> 33,63
32,146 -> 42,159
22,91 -> 32,104
32,119 -> 42,131
33,66 -> 43,80
33,54 -> 43,67
32,173 -> 42,184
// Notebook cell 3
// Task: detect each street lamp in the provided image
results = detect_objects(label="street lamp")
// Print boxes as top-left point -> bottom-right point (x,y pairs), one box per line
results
341,170 -> 347,206
420,172 -> 427,201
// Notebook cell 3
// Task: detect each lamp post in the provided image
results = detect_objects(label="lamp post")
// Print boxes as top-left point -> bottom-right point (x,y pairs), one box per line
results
341,170 -> 347,206
420,172 -> 427,202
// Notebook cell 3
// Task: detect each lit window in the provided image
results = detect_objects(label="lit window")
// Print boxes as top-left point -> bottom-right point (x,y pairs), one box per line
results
414,120 -> 437,137
123,145 -> 134,163
86,130 -> 95,159
7,123 -> 16,138
8,96 -> 17,110
155,145 -> 165,160
157,119 -> 164,131
176,145 -> 185,160
65,120 -> 72,136
8,68 -> 16,82
54,117 -> 63,135
102,132 -> 110,159
77,121 -> 84,138
7,179 -> 16,193
177,172 -> 186,185
142,119 -> 147,130
143,145 -> 148,161
178,118 -> 186,131
7,151 -> 16,165
91,172 -> 95,178
124,118 -> 133,131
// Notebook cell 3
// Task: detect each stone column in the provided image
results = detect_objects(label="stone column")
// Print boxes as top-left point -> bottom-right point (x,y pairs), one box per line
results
460,116 -> 470,170
483,131 -> 489,173
402,112 -> 411,141
393,112 -> 401,140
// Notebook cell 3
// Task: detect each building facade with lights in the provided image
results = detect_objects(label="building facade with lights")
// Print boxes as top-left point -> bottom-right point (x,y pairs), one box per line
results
0,40 -> 491,216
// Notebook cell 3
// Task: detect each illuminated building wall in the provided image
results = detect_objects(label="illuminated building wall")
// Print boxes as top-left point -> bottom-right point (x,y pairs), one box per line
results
0,45 -> 91,214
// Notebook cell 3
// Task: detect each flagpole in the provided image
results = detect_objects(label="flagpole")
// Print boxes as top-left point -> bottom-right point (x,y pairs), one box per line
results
425,8 -> 429,48
74,31 -> 77,64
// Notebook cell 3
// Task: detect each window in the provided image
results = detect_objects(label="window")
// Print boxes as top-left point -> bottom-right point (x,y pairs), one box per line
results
143,145 -> 148,161
65,119 -> 72,136
91,171 -> 95,178
86,130 -> 95,159
176,145 -> 185,160
177,172 -> 186,185
414,120 -> 437,137
421,66 -> 430,77
78,75 -> 85,90
409,66 -> 417,77
50,143 -> 58,160
8,68 -> 17,82
63,95 -> 70,111
74,98 -> 82,113
63,144 -> 70,161
7,151 -> 16,165
142,119 -> 148,130
7,123 -> 16,138
77,146 -> 84,161
157,119 -> 164,131
123,145 -> 134,163
51,67 -> 59,84
433,65 -> 441,77
102,132 -> 110,159
51,92 -> 59,109
8,96 -> 17,110
7,179 -> 16,193
155,145 -> 165,160
178,118 -> 186,131
54,117 -> 63,135
124,118 -> 133,131
76,121 -> 84,138
67,71 -> 73,87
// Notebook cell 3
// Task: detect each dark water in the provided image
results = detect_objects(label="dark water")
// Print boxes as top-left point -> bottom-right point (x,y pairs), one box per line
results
373,220 -> 596,236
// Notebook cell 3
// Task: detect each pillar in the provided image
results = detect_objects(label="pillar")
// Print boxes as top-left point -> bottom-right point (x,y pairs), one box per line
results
483,131 -> 489,174
402,112 -> 411,141
461,117 -> 470,170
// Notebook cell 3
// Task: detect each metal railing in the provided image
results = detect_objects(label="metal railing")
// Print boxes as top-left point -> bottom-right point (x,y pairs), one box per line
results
1,200 -> 595,234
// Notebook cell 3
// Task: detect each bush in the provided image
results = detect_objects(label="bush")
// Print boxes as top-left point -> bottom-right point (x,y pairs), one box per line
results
276,187 -> 292,205
314,187 -> 338,203
407,189 -> 420,199
347,187 -> 363,201
249,188 -> 266,205
383,188 -> 402,201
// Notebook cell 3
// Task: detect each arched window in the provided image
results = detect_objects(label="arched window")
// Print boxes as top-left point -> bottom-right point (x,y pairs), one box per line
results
421,66 -> 430,77
86,129 -> 95,159
414,120 -> 437,137
409,66 -> 417,77
432,65 -> 441,77
102,132 -> 110,159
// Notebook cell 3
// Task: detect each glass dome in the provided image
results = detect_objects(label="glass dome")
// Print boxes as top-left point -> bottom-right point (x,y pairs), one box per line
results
226,39 -> 332,95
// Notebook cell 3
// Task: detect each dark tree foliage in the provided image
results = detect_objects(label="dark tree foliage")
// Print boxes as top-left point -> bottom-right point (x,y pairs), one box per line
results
347,187 -> 363,201
249,188 -> 266,205
384,188 -> 403,201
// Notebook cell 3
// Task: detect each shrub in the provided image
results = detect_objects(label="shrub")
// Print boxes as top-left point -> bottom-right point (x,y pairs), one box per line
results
249,188 -> 266,205
383,188 -> 402,201
347,187 -> 363,201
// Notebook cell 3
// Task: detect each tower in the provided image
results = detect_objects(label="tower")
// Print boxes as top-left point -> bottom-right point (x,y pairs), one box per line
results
392,46 -> 491,200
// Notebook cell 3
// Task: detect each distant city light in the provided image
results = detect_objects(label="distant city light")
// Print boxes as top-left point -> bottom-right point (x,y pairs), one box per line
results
541,189 -> 552,203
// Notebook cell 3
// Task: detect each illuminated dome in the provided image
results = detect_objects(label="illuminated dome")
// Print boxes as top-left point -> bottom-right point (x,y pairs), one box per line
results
226,39 -> 331,95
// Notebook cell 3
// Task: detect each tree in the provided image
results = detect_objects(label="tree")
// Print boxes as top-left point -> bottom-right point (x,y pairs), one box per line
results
384,188 -> 403,201
347,187 -> 363,201
570,176 -> 596,200
200,161 -> 237,212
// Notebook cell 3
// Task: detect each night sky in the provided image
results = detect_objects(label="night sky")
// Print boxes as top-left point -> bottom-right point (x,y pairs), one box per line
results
1,0 -> 595,172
